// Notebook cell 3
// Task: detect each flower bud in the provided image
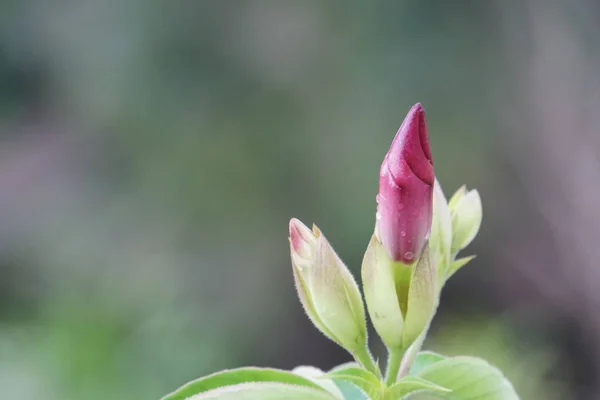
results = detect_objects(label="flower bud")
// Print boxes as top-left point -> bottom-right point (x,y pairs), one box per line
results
429,179 -> 452,280
448,185 -> 467,212
362,234 -> 437,351
289,218 -> 367,354
376,103 -> 434,264
449,189 -> 482,254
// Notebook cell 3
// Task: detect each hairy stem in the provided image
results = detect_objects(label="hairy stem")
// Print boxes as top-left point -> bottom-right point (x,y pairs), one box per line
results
353,346 -> 381,378
384,347 -> 404,386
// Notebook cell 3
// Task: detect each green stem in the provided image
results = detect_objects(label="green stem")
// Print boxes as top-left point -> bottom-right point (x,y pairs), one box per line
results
396,331 -> 428,381
353,347 -> 380,378
384,347 -> 404,386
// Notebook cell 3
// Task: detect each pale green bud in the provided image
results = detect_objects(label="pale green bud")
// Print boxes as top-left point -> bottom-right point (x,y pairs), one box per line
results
450,189 -> 482,254
362,234 -> 437,351
448,185 -> 467,211
429,180 -> 452,280
289,218 -> 367,354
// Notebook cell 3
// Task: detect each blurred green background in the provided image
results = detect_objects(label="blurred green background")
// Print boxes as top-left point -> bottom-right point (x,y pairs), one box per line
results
1,1 -> 600,399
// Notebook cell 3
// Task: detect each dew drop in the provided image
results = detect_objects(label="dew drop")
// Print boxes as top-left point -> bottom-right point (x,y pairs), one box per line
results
400,231 -> 406,237
404,251 -> 414,261
376,194 -> 381,203
376,212 -> 382,221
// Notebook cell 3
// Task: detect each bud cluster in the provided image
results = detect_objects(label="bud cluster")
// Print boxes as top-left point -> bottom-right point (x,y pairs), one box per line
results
288,103 -> 483,383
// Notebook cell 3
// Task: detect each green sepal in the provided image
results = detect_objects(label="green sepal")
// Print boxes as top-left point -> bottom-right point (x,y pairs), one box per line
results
401,244 -> 437,349
446,255 -> 476,279
362,234 -> 405,349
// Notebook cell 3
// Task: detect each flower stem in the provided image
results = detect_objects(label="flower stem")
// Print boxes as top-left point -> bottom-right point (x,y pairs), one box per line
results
353,347 -> 380,378
384,347 -> 404,386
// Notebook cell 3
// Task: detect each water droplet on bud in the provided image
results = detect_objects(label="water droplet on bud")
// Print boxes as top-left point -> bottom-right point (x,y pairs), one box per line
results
404,251 -> 414,261
376,212 -> 382,221
400,231 -> 406,237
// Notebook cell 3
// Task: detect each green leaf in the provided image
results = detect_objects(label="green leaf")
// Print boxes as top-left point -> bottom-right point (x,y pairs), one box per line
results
334,380 -> 370,400
292,366 -> 344,398
330,362 -> 362,370
321,365 -> 381,398
417,356 -> 520,399
185,382 -> 338,399
383,376 -> 451,400
408,351 -> 446,375
162,367 -> 331,400
446,255 -> 476,279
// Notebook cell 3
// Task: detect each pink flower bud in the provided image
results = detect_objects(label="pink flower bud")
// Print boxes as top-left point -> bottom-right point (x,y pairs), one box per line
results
376,103 -> 434,263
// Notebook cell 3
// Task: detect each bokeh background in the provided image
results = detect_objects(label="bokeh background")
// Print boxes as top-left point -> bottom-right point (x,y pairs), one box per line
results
1,1 -> 599,399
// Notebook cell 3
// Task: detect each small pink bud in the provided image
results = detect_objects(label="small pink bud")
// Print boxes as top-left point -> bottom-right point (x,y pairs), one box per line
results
376,103 -> 434,263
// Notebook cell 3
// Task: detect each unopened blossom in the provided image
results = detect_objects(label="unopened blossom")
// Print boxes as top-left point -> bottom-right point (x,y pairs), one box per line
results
376,103 -> 434,263
289,218 -> 367,354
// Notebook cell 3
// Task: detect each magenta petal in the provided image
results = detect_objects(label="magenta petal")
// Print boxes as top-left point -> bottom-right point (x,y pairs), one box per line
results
376,103 -> 434,263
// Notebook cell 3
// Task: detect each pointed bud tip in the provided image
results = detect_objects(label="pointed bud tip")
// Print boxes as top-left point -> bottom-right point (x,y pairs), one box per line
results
450,188 -> 483,253
461,189 -> 482,208
289,218 -> 310,253
376,103 -> 435,262
411,102 -> 424,112
311,223 -> 322,237
289,217 -> 300,237
386,103 -> 433,186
